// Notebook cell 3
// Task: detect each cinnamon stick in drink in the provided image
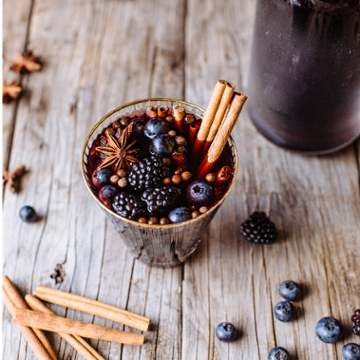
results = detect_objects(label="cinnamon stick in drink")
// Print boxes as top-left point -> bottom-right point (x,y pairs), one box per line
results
197,92 -> 247,179
173,106 -> 186,133
2,279 -> 55,360
14,308 -> 145,345
25,295 -> 105,360
202,81 -> 235,157
34,285 -> 150,332
192,80 -> 227,158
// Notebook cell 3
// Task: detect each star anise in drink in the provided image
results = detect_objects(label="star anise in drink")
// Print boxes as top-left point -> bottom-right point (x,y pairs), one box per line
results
96,123 -> 140,171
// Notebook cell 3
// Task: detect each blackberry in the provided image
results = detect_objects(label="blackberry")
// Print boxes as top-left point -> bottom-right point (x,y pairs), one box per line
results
240,211 -> 278,244
141,185 -> 182,216
112,192 -> 147,220
352,309 -> 360,337
128,156 -> 169,192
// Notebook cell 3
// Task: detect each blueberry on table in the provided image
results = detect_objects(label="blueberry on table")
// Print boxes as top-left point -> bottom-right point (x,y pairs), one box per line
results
144,118 -> 169,139
168,207 -> 191,224
215,322 -> 237,342
315,317 -> 343,343
278,280 -> 301,301
268,347 -> 291,360
185,180 -> 215,207
19,206 -> 37,223
342,343 -> 360,360
274,301 -> 295,322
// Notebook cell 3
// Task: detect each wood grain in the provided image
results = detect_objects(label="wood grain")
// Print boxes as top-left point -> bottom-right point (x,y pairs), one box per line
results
3,0 -> 360,359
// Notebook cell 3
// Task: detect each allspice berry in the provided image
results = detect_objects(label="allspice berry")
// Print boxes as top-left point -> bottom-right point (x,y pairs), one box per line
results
112,121 -> 121,129
138,217 -> 148,224
110,175 -> 120,184
181,171 -> 192,181
191,211 -> 200,219
116,169 -> 127,178
120,116 -> 130,128
205,172 -> 216,183
171,174 -> 181,185
165,115 -> 174,123
177,146 -> 187,153
160,217 -> 169,225
118,178 -> 128,188
168,130 -> 177,137
104,127 -> 115,137
148,217 -> 159,225
162,157 -> 171,167
199,206 -> 208,214
163,177 -> 172,185
175,136 -> 186,146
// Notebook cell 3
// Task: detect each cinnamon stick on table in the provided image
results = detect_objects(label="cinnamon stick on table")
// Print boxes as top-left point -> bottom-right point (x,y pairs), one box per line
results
14,308 -> 145,345
34,285 -> 150,332
25,295 -> 105,360
2,276 -> 57,360
197,92 -> 247,179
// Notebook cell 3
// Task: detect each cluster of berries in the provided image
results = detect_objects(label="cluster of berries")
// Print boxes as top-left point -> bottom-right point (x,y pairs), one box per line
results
89,106 -> 231,225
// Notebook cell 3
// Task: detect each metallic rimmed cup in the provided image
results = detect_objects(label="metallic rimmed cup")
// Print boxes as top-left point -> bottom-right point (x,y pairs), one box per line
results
81,99 -> 238,267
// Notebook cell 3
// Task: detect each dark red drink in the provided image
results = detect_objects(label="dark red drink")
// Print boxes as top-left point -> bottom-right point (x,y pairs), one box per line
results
248,0 -> 360,154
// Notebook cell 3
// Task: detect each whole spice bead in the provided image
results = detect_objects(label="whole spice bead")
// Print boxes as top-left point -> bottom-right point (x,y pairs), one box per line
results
191,211 -> 200,219
181,171 -> 192,182
177,146 -> 187,153
118,178 -> 128,188
104,127 -> 115,137
162,177 -> 172,185
172,152 -> 187,166
148,217 -> 159,225
138,217 -> 148,224
120,116 -> 130,128
112,121 -> 121,129
168,130 -> 177,137
184,114 -> 195,125
175,136 -> 186,146
146,106 -> 157,118
205,172 -> 216,183
116,169 -> 127,178
199,206 -> 208,214
157,106 -> 169,118
102,199 -> 112,209
172,175 -> 181,185
160,217 -> 169,225
165,115 -> 174,123
110,175 -> 120,184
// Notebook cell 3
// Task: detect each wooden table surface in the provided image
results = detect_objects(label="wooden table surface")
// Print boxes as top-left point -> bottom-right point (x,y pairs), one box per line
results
3,0 -> 360,359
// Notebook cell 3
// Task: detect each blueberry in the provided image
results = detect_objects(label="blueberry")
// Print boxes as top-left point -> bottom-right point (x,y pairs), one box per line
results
168,207 -> 191,223
92,168 -> 113,188
342,343 -> 360,360
19,206 -> 37,223
278,280 -> 301,301
274,301 -> 295,322
150,134 -> 175,157
132,118 -> 147,138
215,322 -> 237,342
98,185 -> 118,203
144,118 -> 169,139
268,347 -> 291,360
315,317 -> 343,343
185,180 -> 215,207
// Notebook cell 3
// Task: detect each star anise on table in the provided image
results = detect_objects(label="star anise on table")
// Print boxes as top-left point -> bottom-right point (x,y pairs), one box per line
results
96,123 -> 140,171
8,50 -> 41,73
3,79 -> 22,103
3,165 -> 26,193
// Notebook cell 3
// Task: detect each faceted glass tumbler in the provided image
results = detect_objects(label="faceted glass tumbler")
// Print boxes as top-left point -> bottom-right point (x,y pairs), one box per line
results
81,99 -> 238,267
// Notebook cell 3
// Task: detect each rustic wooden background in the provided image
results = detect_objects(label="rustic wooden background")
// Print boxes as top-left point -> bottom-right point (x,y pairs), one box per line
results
3,0 -> 360,359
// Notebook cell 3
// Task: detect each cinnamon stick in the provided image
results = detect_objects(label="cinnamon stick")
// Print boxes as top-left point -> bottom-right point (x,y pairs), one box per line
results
197,92 -> 247,178
14,308 -> 145,345
192,80 -> 227,159
173,106 -> 186,133
25,295 -> 105,360
34,285 -> 150,332
2,287 -> 54,360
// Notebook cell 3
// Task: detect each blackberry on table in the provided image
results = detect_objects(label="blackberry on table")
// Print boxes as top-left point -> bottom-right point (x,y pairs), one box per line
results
112,192 -> 147,220
141,185 -> 182,216
128,155 -> 169,192
240,211 -> 278,244
352,309 -> 360,337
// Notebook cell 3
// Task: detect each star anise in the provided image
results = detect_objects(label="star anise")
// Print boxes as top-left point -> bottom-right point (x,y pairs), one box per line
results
3,164 -> 26,193
3,79 -> 22,103
8,50 -> 41,73
96,124 -> 140,171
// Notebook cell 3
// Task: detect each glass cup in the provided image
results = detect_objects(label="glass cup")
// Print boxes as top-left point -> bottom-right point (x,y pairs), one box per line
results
81,99 -> 238,267
248,0 -> 360,154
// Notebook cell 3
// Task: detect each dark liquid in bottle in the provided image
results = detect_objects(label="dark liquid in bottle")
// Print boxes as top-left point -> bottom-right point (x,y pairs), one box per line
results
248,0 -> 360,154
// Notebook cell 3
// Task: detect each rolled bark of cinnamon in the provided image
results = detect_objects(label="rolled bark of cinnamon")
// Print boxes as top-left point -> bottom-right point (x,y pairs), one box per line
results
25,295 -> 105,360
34,285 -> 150,332
173,106 -> 186,133
2,281 -> 55,360
197,92 -> 247,179
14,308 -> 145,345
191,80 -> 227,159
